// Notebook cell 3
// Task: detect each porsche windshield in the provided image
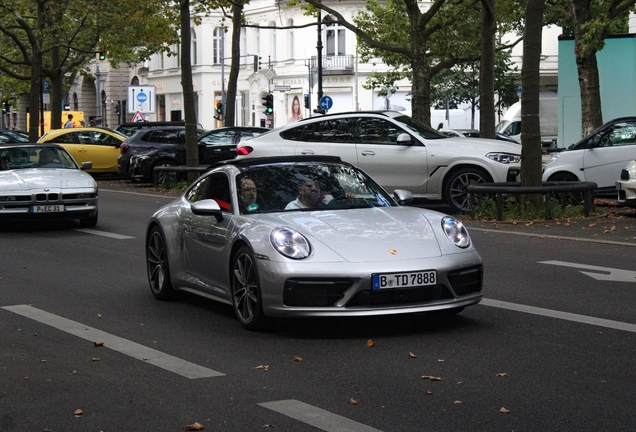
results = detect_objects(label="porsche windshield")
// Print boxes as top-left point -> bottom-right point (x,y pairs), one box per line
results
237,162 -> 396,214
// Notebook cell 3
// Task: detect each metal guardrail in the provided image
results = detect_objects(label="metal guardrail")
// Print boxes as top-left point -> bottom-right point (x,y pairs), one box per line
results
467,181 -> 598,220
152,165 -> 209,186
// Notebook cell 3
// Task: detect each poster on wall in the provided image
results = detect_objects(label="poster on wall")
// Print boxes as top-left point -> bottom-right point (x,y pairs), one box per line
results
287,93 -> 304,123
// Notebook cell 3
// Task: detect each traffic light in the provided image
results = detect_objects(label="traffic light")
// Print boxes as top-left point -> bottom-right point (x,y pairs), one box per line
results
98,52 -> 106,61
113,101 -> 120,115
262,93 -> 273,115
214,101 -> 223,120
304,94 -> 310,110
1,101 -> 7,114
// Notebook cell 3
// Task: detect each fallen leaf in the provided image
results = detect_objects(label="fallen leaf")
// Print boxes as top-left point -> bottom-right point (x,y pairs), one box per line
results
500,407 -> 511,413
184,422 -> 205,430
496,372 -> 508,377
437,359 -> 445,363
421,376 -> 442,381
74,409 -> 83,416
23,376 -> 28,380
97,314 -> 102,318
589,222 -> 597,228
254,365 -> 269,371
408,352 -> 417,358
263,425 -> 273,429
293,356 -> 303,362
426,390 -> 433,395
349,398 -> 358,405
94,341 -> 104,347
92,358 -> 100,362
366,339 -> 375,347
454,400 -> 462,404
41,359 -> 47,363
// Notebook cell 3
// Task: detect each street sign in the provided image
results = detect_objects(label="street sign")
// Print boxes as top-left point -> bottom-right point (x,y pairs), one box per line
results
274,85 -> 291,92
127,85 -> 155,114
319,95 -> 333,112
41,80 -> 51,94
131,110 -> 145,122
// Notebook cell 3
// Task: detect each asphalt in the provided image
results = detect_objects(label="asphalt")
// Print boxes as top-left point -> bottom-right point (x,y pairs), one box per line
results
96,178 -> 636,246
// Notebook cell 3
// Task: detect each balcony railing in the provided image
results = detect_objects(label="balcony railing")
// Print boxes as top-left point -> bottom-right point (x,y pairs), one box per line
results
311,55 -> 355,75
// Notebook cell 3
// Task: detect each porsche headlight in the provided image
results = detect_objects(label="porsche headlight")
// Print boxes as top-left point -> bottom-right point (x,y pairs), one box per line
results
486,152 -> 521,164
441,217 -> 471,248
270,227 -> 312,259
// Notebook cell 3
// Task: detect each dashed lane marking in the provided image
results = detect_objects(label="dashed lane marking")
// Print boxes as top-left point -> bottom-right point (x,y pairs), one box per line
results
259,399 -> 383,432
2,305 -> 224,379
74,228 -> 135,239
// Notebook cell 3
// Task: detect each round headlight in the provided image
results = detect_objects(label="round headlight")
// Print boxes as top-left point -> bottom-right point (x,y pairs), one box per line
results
441,217 -> 471,248
270,227 -> 312,259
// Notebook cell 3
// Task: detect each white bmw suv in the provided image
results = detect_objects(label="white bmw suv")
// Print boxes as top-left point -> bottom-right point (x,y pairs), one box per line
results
236,111 -> 521,212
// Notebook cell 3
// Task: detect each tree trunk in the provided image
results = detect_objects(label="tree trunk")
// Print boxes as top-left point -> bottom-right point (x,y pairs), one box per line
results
180,0 -> 199,183
520,0 -> 544,189
410,27 -> 431,126
479,0 -> 496,138
224,2 -> 243,127
50,45 -> 63,129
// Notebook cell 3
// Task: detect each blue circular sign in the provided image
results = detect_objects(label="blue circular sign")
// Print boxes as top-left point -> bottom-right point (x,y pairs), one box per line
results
319,96 -> 333,111
137,92 -> 148,103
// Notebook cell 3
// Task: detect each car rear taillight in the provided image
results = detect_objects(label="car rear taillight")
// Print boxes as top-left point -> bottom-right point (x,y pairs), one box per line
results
236,146 -> 253,156
120,143 -> 130,154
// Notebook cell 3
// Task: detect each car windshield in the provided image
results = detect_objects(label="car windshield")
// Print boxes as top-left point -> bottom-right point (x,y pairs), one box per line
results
392,115 -> 448,140
0,146 -> 77,170
236,162 -> 396,215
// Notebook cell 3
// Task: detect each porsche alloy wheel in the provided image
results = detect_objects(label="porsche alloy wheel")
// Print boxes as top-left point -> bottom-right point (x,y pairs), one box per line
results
146,226 -> 178,300
231,246 -> 267,330
446,168 -> 492,213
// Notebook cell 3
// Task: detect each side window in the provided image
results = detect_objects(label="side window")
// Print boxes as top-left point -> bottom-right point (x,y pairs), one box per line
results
507,121 -> 521,136
313,119 -> 353,142
185,177 -> 209,202
280,125 -> 311,141
199,131 -> 235,145
49,132 -> 79,144
96,133 -> 120,145
203,173 -> 232,212
608,122 -> 636,146
356,118 -> 403,144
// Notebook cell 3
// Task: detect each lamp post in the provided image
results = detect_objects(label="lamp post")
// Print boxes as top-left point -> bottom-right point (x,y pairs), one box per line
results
314,11 -> 324,114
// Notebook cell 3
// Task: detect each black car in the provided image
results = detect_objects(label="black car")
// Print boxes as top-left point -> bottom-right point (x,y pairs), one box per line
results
113,121 -> 186,137
118,126 -> 267,183
0,130 -> 29,144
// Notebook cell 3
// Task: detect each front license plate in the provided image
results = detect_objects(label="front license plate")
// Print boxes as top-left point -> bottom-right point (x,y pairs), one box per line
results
31,205 -> 64,213
373,270 -> 436,290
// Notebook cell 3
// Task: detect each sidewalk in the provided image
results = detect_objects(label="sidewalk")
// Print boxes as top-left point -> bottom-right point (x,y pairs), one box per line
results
462,200 -> 636,245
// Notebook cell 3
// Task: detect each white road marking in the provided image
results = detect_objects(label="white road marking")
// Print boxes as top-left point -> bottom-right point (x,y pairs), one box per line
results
2,305 -> 224,379
539,260 -> 636,282
100,188 -> 177,199
481,298 -> 636,333
74,228 -> 135,239
259,399 -> 383,432
468,226 -> 636,247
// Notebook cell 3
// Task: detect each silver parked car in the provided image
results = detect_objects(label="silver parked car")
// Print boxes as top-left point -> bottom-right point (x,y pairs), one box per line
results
0,143 -> 98,227
145,156 -> 483,330
236,111 -> 522,212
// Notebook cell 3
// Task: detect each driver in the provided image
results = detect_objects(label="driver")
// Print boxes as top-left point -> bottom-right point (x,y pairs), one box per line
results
39,149 -> 60,166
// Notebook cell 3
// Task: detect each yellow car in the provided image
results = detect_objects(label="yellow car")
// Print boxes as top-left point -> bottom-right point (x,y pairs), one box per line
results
37,127 -> 126,173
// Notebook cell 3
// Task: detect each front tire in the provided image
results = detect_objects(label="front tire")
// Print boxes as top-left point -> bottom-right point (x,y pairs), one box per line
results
231,246 -> 268,330
146,225 -> 178,300
445,168 -> 492,213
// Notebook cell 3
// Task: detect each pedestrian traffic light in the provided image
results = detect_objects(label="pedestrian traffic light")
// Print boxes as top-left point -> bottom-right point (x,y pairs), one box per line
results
262,93 -> 273,115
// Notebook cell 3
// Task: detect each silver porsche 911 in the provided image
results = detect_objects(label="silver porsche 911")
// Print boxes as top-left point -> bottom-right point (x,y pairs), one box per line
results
0,143 -> 98,227
146,156 -> 483,330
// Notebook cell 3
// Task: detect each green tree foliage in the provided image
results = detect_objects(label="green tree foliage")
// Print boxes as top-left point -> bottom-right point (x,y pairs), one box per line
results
326,0 -> 524,126
0,0 -> 179,139
545,0 -> 635,136
430,49 -> 519,126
